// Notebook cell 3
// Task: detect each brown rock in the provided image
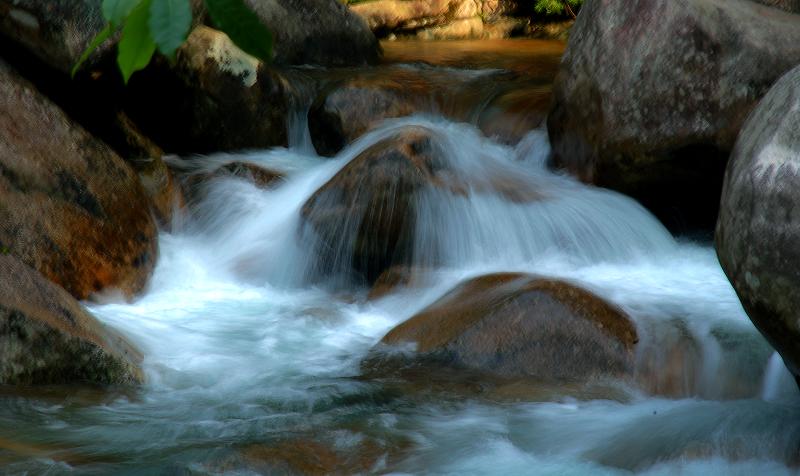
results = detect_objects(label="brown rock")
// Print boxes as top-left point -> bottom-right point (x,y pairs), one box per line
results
301,126 -> 446,283
548,0 -> 800,229
365,273 -> 638,381
367,266 -> 426,300
0,59 -> 157,300
0,255 -> 143,385
308,74 -> 424,156
416,17 -> 484,40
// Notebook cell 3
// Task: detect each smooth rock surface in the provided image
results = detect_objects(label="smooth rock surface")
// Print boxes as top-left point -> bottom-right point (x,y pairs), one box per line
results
716,65 -> 800,383
364,273 -> 638,381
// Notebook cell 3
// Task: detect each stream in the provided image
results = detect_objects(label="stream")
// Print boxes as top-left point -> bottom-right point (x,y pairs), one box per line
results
1,41 -> 799,475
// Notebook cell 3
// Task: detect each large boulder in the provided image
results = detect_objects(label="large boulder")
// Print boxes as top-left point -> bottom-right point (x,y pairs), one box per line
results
300,127 -> 443,283
0,255 -> 143,385
548,0 -> 800,229
242,0 -> 380,66
363,273 -> 638,382
0,58 -> 157,300
716,65 -> 800,383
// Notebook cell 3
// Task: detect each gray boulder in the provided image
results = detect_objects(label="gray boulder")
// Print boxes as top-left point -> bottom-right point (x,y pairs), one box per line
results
716,65 -> 800,384
548,0 -> 800,228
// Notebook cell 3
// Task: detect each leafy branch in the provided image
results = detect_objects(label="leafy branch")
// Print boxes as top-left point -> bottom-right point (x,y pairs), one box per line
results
72,0 -> 273,83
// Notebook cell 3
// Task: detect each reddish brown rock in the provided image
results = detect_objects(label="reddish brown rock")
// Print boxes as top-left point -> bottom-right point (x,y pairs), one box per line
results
365,273 -> 638,381
0,58 -> 157,300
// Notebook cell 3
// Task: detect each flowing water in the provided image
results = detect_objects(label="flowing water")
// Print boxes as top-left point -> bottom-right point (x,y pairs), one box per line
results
2,42 -> 799,475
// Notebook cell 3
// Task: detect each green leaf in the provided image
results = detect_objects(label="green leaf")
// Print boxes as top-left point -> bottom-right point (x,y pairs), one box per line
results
149,0 -> 192,57
204,0 -> 272,62
102,0 -> 143,26
117,0 -> 157,83
71,22 -> 114,78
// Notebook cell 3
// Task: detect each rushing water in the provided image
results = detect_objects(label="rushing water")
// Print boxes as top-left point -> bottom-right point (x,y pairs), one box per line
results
2,54 -> 799,475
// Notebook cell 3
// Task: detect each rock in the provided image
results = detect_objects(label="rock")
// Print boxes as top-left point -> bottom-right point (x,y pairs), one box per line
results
351,0 -> 495,37
125,26 -> 292,154
351,0 -> 452,33
716,65 -> 800,383
241,0 -> 380,66
753,0 -> 800,12
308,74 -> 423,156
482,17 -> 528,39
309,67 -> 550,155
364,273 -> 638,381
0,0 -> 206,74
0,0 -> 106,74
213,161 -> 284,189
416,17 -> 484,40
367,266 -> 427,300
301,127 -> 445,283
548,0 -> 800,230
0,58 -> 157,300
0,255 -> 143,385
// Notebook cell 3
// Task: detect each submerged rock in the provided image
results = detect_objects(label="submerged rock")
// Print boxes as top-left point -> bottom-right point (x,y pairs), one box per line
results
0,255 -> 143,385
548,0 -> 800,229
0,59 -> 157,300
716,65 -> 800,384
364,273 -> 638,382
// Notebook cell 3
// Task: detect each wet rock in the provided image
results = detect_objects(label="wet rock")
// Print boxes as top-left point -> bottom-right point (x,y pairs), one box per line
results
240,0 -> 380,66
364,273 -> 638,382
634,319 -> 702,398
0,59 -> 157,300
716,65 -> 800,384
301,127 -> 445,283
548,0 -> 800,230
308,75 -> 423,156
0,255 -> 143,385
367,266 -> 427,300
213,161 -> 284,189
214,437 -> 393,475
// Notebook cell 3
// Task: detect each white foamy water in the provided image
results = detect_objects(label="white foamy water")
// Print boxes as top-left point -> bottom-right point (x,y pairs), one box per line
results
1,116 -> 797,475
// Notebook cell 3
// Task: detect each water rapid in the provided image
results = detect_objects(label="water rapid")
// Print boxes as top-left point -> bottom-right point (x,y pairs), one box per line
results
1,114 -> 798,474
